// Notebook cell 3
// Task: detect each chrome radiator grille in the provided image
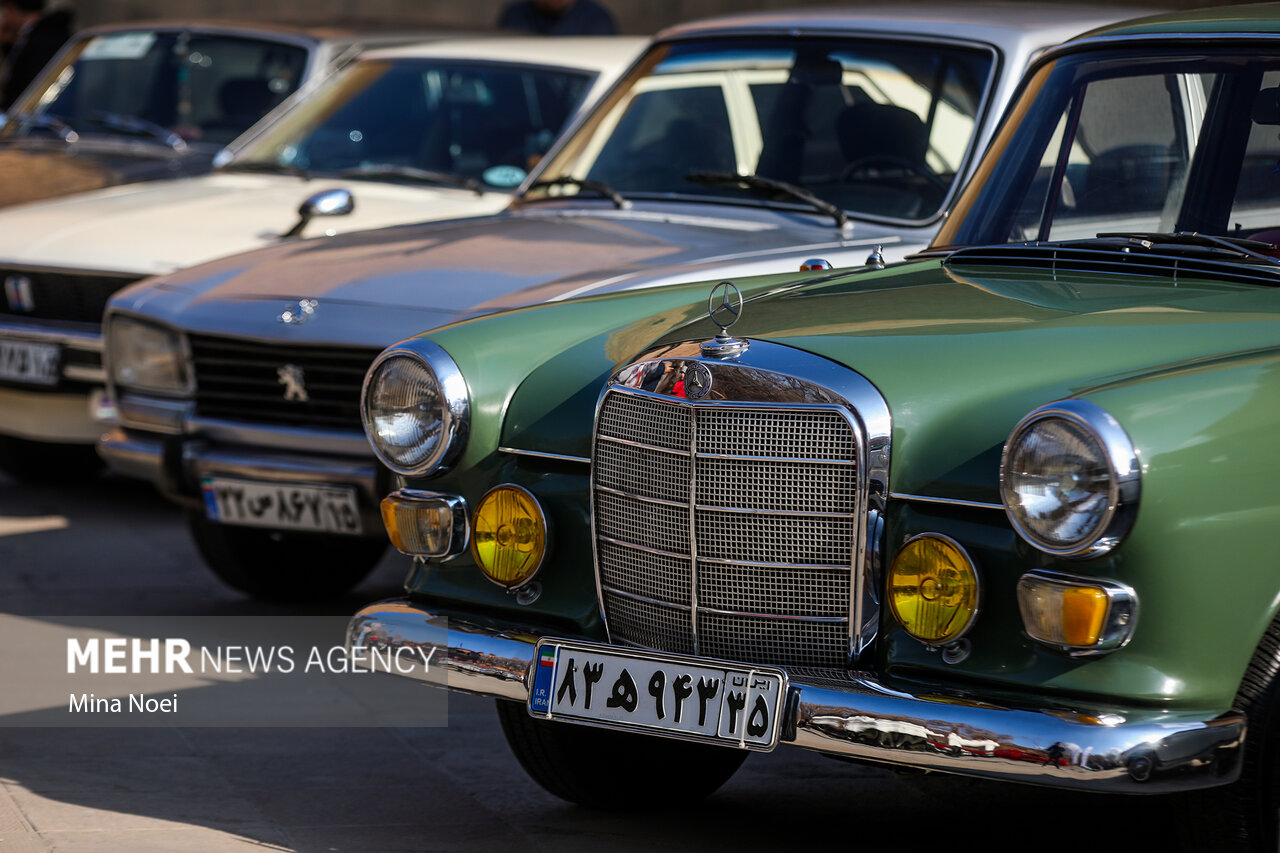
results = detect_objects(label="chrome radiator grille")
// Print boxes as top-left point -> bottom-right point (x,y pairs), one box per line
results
593,388 -> 860,670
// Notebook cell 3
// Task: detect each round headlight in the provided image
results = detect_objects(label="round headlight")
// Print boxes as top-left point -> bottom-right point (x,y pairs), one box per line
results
1001,399 -> 1139,559
888,534 -> 980,646
361,341 -> 469,477
471,484 -> 548,589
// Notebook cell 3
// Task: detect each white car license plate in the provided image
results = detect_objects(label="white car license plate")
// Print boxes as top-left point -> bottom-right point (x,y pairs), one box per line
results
200,477 -> 362,535
529,640 -> 788,751
0,339 -> 59,386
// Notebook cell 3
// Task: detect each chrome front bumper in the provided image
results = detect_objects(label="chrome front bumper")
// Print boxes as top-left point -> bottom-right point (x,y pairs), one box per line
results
0,320 -> 109,443
348,599 -> 1245,794
99,421 -> 385,533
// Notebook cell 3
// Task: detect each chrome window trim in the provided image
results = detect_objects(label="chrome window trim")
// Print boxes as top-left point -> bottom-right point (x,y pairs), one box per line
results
360,338 -> 470,478
1000,398 -> 1140,560
1017,569 -> 1139,656
590,338 -> 891,666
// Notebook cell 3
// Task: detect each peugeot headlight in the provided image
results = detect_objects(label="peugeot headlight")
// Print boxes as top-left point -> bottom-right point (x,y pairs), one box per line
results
106,315 -> 190,394
361,340 -> 469,477
1000,399 -> 1140,559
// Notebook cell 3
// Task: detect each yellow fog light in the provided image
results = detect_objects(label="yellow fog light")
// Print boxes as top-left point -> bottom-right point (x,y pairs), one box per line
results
471,485 -> 548,589
380,490 -> 467,558
1017,570 -> 1137,655
888,534 -> 980,647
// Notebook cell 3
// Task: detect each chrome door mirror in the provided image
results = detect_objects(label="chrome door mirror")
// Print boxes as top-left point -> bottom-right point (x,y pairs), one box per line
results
281,188 -> 354,238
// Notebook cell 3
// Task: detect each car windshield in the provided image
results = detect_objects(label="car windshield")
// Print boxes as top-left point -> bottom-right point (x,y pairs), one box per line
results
229,58 -> 594,190
7,30 -> 309,148
524,36 -> 995,223
936,44 -> 1280,251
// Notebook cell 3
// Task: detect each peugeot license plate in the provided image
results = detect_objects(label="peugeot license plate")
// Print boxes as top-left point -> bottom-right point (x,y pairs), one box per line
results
201,477 -> 362,535
530,639 -> 788,751
0,340 -> 59,386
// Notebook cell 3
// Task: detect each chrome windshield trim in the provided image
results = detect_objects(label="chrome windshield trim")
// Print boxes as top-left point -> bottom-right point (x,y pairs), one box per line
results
497,446 -> 590,465
890,492 -> 1004,511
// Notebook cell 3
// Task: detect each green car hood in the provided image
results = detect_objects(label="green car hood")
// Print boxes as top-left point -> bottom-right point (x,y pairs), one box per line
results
498,259 -> 1280,501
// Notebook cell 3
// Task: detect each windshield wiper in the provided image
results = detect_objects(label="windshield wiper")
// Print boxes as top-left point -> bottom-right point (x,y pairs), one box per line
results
1093,232 -> 1280,267
332,165 -> 483,195
7,113 -> 79,142
83,111 -> 187,150
685,170 -> 849,229
220,160 -> 311,180
526,175 -> 629,209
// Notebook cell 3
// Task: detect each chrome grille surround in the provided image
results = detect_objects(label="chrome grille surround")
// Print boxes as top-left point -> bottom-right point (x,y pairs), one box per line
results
591,340 -> 891,671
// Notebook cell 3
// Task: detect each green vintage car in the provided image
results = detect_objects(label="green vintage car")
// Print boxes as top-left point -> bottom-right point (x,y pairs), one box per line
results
348,6 -> 1280,849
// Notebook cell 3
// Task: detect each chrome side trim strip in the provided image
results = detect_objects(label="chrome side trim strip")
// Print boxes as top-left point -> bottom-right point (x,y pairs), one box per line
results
347,601 -> 1246,794
890,492 -> 1004,511
497,446 -> 591,465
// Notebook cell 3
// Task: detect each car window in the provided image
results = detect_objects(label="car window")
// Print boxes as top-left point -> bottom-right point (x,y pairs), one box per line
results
232,59 -> 594,188
1028,72 -> 1204,241
18,31 -> 309,147
936,49 -> 1280,250
530,37 -> 995,223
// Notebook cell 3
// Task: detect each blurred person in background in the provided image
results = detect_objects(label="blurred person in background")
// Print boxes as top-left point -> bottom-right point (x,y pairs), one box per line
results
0,0 -> 72,110
498,0 -> 616,35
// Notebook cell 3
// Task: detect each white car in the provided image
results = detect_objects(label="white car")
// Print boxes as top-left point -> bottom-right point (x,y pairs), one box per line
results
0,35 -> 643,478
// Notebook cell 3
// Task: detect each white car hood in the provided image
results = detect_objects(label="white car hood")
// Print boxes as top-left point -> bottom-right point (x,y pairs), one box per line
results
0,172 -> 511,276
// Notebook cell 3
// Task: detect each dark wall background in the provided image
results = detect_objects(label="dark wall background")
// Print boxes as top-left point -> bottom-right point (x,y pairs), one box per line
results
60,0 -> 1209,35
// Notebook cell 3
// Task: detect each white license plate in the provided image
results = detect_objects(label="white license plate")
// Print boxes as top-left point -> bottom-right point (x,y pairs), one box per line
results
200,477 -> 362,535
530,640 -> 788,751
0,339 -> 59,386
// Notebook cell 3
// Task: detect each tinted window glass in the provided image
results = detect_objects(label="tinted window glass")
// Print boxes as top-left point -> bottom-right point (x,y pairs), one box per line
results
530,37 -> 995,222
21,31 -> 309,147
234,60 -> 593,187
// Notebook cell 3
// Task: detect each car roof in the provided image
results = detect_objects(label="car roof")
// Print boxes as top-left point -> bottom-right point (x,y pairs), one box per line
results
360,36 -> 650,72
1071,2 -> 1280,40
67,19 -> 450,50
656,3 -> 1159,52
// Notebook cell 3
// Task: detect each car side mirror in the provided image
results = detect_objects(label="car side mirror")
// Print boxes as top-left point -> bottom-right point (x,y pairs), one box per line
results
281,188 -> 354,238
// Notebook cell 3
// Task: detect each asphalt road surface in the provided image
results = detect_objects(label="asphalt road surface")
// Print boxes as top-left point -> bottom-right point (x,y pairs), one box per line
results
0,468 -> 1185,852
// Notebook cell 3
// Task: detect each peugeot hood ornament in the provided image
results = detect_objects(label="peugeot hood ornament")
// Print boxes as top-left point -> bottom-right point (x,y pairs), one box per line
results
701,281 -> 749,358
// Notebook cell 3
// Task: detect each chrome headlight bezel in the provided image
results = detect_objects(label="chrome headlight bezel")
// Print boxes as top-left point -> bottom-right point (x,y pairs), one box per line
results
105,314 -> 193,396
360,339 -> 470,478
1000,399 -> 1140,559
